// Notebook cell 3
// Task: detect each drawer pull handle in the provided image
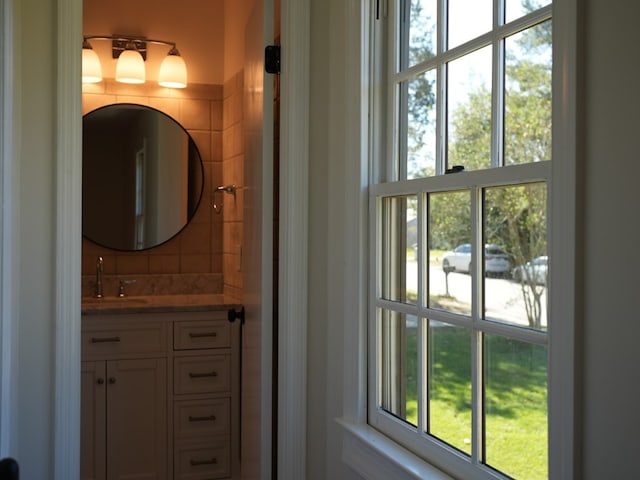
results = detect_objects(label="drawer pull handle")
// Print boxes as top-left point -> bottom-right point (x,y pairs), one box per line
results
189,332 -> 218,338
188,414 -> 217,422
190,457 -> 217,466
189,371 -> 218,379
91,336 -> 121,344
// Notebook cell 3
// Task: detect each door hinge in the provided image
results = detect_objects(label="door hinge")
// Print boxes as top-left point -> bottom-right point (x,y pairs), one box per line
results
265,45 -> 281,74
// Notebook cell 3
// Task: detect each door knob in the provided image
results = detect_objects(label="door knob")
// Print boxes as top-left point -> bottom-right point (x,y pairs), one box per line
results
227,306 -> 245,324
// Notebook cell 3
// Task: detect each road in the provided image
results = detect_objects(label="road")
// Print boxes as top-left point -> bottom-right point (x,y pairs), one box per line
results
405,262 -> 547,329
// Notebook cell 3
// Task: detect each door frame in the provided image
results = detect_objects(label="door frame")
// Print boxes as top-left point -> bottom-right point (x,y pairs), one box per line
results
0,0 -> 313,478
277,0 -> 310,478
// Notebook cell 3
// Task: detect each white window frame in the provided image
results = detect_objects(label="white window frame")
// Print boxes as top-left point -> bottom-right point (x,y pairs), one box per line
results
338,0 -> 578,478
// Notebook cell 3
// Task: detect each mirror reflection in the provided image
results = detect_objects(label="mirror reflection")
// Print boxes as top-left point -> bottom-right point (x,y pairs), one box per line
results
83,104 -> 204,251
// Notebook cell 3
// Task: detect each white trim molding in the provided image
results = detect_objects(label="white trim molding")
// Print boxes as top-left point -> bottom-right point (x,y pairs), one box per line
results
339,419 -> 453,480
53,0 -> 82,478
548,0 -> 580,477
279,0 -> 310,478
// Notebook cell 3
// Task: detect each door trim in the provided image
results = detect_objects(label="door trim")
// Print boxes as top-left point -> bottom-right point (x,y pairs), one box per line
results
278,0 -> 310,478
0,0 -> 18,457
53,0 -> 82,478
49,0 -> 312,478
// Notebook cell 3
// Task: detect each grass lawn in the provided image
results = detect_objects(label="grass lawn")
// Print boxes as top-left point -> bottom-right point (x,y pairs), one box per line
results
402,322 -> 548,480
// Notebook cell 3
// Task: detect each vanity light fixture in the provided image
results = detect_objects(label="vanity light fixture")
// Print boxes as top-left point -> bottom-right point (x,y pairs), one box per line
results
82,35 -> 188,88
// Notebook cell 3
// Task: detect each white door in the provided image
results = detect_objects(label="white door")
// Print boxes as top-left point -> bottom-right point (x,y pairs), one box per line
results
241,0 -> 274,478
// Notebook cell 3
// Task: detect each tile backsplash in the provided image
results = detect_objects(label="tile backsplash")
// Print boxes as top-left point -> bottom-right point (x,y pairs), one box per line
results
82,78 -> 242,299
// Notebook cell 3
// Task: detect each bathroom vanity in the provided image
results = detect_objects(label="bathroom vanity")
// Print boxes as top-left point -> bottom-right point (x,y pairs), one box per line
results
81,296 -> 241,480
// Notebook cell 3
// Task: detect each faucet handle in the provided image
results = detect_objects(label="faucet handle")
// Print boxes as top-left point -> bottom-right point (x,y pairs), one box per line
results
118,279 -> 136,298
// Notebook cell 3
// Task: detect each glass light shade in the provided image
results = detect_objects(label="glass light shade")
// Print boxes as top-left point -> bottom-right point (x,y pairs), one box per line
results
158,54 -> 187,88
115,49 -> 146,84
82,48 -> 103,83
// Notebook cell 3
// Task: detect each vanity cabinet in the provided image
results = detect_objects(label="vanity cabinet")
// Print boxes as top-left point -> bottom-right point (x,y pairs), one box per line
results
81,309 -> 239,480
172,317 -> 238,480
80,318 -> 168,480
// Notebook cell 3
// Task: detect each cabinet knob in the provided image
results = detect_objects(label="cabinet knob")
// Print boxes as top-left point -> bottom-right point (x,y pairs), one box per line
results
96,378 -> 105,385
108,377 -> 116,384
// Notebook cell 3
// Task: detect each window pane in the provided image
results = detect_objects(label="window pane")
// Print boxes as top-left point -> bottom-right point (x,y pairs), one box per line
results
485,335 -> 548,479
380,309 -> 418,427
428,191 -> 471,315
400,0 -> 437,69
428,321 -> 471,454
403,70 -> 437,179
505,0 -> 551,24
448,0 -> 492,49
484,183 -> 547,330
448,46 -> 492,171
504,21 -> 552,165
381,195 -> 418,304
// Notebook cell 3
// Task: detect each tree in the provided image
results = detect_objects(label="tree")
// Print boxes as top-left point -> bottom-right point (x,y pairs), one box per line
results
413,19 -> 552,328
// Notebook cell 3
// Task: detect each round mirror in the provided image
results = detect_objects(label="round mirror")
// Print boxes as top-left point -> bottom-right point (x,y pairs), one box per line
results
83,104 -> 204,251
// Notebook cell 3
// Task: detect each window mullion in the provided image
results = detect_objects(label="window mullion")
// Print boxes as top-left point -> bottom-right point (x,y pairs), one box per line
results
436,0 -> 447,175
471,185 -> 483,465
471,329 -> 484,465
491,33 -> 505,168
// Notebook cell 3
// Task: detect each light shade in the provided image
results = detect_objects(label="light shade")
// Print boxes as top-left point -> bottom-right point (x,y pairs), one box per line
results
82,46 -> 103,83
158,51 -> 187,88
115,49 -> 146,84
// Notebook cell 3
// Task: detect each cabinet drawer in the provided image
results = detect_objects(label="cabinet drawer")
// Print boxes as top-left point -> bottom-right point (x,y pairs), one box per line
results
174,398 -> 230,439
174,439 -> 230,480
174,355 -> 231,395
82,320 -> 167,357
174,321 -> 230,350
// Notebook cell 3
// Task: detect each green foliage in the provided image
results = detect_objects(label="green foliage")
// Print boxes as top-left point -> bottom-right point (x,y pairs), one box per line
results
402,325 -> 548,479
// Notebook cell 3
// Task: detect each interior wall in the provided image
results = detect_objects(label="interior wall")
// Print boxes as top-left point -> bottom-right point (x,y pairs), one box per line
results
581,0 -> 640,477
15,0 -> 57,476
83,0 -> 224,85
223,0 -> 256,82
80,82 -> 224,294
81,0 -> 227,296
308,0 -> 640,479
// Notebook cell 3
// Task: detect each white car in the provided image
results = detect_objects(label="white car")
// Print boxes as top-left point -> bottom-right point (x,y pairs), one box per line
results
442,243 -> 510,276
512,256 -> 548,285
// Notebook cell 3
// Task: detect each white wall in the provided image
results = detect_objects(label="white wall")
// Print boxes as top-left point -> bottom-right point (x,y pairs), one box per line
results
306,0 -> 640,479
7,0 -> 640,478
308,0 -> 363,479
581,0 -> 640,477
15,0 -> 57,477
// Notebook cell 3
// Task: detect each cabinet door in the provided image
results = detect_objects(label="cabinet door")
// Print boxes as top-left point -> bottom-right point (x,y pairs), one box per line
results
81,361 -> 106,480
106,358 -> 167,480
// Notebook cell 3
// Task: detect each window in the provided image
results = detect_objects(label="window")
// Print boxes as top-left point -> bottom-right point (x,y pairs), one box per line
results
368,1 -> 554,478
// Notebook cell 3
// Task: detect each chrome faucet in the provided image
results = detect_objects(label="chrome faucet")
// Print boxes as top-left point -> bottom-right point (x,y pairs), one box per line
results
95,256 -> 103,298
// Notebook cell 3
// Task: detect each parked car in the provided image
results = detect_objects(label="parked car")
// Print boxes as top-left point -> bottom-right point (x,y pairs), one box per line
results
512,255 -> 548,285
442,243 -> 510,276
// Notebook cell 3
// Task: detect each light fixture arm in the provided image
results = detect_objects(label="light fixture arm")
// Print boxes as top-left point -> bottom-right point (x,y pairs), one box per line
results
83,35 -> 178,60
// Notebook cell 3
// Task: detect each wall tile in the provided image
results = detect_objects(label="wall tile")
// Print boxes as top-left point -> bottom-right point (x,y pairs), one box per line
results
81,81 -> 224,292
180,98 -> 210,130
181,254 -> 212,273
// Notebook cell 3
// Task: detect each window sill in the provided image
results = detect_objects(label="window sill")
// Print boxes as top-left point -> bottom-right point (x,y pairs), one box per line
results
337,418 -> 454,480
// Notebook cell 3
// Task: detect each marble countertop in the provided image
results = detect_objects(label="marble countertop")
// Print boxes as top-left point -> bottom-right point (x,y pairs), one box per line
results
81,294 -> 242,315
